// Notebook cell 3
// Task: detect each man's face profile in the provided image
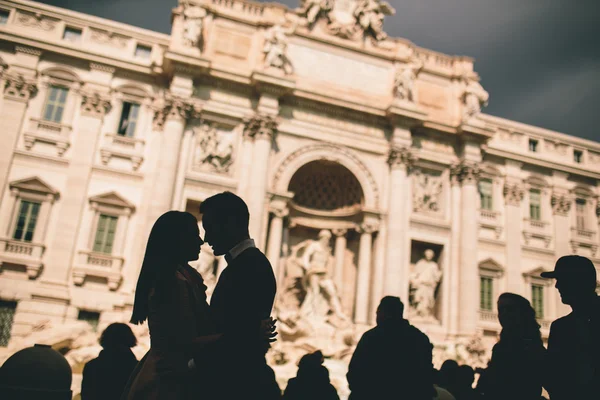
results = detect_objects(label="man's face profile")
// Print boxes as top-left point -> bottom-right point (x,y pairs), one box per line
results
202,212 -> 227,256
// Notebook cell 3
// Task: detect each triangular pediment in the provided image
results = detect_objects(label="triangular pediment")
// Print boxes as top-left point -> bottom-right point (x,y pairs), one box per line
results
89,191 -> 135,211
479,258 -> 504,272
523,266 -> 550,278
9,176 -> 59,197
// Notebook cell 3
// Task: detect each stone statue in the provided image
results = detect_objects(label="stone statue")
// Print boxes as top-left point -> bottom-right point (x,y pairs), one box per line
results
462,78 -> 489,120
413,172 -> 443,213
299,230 -> 348,322
410,249 -> 442,318
182,4 -> 207,48
194,125 -> 233,173
263,25 -> 293,75
394,58 -> 424,102
297,0 -> 334,26
353,0 -> 395,42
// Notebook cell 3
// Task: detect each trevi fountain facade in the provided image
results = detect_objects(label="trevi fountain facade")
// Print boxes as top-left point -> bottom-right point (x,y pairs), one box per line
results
0,0 -> 599,397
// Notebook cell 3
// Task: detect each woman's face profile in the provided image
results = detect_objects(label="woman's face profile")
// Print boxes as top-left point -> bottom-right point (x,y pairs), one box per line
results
497,297 -> 521,330
178,219 -> 203,262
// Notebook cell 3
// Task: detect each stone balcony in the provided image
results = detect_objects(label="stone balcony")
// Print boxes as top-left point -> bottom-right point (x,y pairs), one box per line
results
72,250 -> 124,290
23,118 -> 72,157
99,134 -> 145,171
0,238 -> 45,278
522,218 -> 552,249
570,228 -> 598,257
478,209 -> 503,240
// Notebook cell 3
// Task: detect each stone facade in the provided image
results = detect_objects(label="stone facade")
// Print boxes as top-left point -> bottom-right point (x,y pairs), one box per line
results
0,0 -> 599,397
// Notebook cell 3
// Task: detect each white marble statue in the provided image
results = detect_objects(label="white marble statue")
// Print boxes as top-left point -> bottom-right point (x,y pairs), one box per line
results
462,78 -> 489,120
263,25 -> 293,75
410,249 -> 442,318
194,125 -> 233,173
182,4 -> 207,48
299,230 -> 348,322
413,171 -> 443,213
353,0 -> 395,42
297,0 -> 334,25
394,58 -> 423,102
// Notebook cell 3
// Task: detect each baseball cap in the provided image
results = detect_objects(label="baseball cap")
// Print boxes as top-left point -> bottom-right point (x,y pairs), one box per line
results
541,255 -> 597,283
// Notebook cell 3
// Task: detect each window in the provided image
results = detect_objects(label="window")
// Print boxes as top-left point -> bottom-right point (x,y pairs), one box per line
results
574,150 -> 583,164
0,9 -> 9,25
532,284 -> 544,319
0,301 -> 17,347
479,179 -> 493,211
117,102 -> 140,137
63,26 -> 82,42
77,310 -> 100,332
135,44 -> 152,59
12,200 -> 41,242
480,276 -> 493,311
93,214 -> 118,254
576,198 -> 586,230
42,86 -> 68,123
529,139 -> 538,152
529,189 -> 542,221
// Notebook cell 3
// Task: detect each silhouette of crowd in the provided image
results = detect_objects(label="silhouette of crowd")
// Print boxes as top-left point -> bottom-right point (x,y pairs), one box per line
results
2,192 -> 598,400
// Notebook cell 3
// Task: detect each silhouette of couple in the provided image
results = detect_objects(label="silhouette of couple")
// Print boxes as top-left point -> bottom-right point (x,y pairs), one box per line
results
122,192 -> 281,400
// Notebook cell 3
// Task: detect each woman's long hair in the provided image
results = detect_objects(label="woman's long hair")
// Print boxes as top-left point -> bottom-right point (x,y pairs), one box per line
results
497,292 -> 542,345
130,211 -> 197,324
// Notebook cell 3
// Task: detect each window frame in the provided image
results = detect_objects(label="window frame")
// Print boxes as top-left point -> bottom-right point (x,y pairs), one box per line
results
134,44 -> 152,59
480,276 -> 494,311
529,139 -> 539,153
92,213 -> 119,254
478,178 -> 494,211
529,188 -> 542,221
531,283 -> 545,319
0,300 -> 17,347
12,200 -> 41,242
117,101 -> 141,138
575,197 -> 587,230
77,309 -> 101,332
62,26 -> 83,42
42,85 -> 69,123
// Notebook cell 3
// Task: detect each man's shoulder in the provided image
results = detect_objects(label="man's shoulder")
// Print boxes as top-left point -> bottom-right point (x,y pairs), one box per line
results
550,312 -> 575,331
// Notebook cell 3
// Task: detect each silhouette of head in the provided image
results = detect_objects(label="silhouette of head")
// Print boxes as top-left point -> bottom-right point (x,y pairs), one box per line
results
100,323 -> 137,350
457,365 -> 475,388
376,296 -> 404,326
131,211 -> 202,324
439,360 -> 459,388
424,249 -> 435,261
541,255 -> 597,306
200,191 -> 250,256
497,293 -> 540,340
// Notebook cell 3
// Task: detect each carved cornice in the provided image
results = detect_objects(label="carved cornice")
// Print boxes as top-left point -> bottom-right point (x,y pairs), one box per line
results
242,113 -> 278,141
387,146 -> 416,170
3,73 -> 38,102
80,91 -> 112,117
503,182 -> 525,206
14,45 -> 43,57
152,96 -> 202,130
450,161 -> 480,185
551,192 -> 572,216
89,62 -> 116,74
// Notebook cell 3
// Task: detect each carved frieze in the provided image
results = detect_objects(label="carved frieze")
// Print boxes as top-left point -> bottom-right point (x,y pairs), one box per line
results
193,124 -> 234,173
15,11 -> 58,31
413,170 -> 443,214
89,28 -> 128,49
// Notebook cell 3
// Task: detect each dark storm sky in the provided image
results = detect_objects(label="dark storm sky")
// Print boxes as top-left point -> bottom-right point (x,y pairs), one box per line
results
39,0 -> 600,142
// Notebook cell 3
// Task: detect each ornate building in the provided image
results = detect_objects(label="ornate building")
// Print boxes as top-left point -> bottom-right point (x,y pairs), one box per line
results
0,0 -> 599,396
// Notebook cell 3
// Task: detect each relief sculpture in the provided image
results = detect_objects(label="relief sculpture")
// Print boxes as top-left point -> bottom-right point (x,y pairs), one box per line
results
193,125 -> 234,173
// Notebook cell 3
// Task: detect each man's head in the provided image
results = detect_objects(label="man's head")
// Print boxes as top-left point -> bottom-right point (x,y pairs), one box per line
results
424,249 -> 435,261
200,191 -> 250,256
376,296 -> 404,326
541,255 -> 598,306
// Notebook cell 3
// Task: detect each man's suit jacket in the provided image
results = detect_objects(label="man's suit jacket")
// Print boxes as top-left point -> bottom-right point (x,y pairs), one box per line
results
210,246 -> 277,364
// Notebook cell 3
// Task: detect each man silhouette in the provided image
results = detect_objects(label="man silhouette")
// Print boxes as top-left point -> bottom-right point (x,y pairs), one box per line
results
347,296 -> 434,400
542,255 -> 599,400
198,191 -> 279,399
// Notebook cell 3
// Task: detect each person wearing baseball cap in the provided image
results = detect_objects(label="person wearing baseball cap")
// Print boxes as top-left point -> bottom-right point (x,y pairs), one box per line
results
542,255 -> 599,400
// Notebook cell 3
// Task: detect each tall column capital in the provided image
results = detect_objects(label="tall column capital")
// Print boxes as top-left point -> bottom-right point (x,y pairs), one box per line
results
3,73 -> 38,102
503,182 -> 525,206
450,161 -> 480,186
357,221 -> 379,235
551,192 -> 572,216
152,95 -> 201,130
387,146 -> 416,170
332,228 -> 348,237
243,113 -> 278,141
80,91 -> 112,117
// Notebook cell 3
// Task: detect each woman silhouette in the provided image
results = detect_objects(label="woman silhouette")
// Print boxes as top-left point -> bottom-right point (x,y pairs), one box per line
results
122,211 -> 220,400
476,293 -> 546,400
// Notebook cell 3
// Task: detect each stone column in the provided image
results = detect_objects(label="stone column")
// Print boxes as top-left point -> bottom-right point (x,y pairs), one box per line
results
332,228 -> 348,292
236,127 -> 255,202
243,114 -> 277,246
266,200 -> 288,278
171,127 -> 194,210
43,91 -> 111,285
448,171 -> 462,336
355,223 -> 376,324
384,146 -> 414,302
504,179 -> 525,294
0,74 -> 37,205
455,162 -> 481,335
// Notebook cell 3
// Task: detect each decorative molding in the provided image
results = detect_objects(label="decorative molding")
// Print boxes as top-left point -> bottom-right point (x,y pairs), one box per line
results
450,161 -> 480,185
551,192 -> 572,216
9,176 -> 60,202
243,113 -> 278,141
80,91 -> 112,117
152,96 -> 202,130
14,45 -> 43,57
89,191 -> 135,215
387,146 -> 416,170
503,182 -> 525,206
89,63 -> 116,74
14,11 -> 58,32
3,73 -> 37,102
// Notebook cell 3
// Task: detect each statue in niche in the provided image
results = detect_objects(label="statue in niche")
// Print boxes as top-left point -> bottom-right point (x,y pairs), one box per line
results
409,249 -> 442,319
297,0 -> 334,26
263,25 -> 294,75
413,171 -> 443,213
353,0 -> 395,42
394,58 -> 424,102
182,4 -> 207,48
194,125 -> 233,173
462,78 -> 489,121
